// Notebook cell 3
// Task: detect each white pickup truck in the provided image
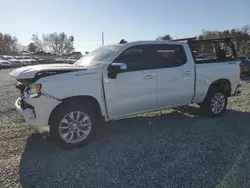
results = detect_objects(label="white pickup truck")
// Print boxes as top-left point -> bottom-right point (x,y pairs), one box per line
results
10,38 -> 241,149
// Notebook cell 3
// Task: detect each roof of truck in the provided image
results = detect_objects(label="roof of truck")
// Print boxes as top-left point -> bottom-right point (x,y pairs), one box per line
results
108,40 -> 186,47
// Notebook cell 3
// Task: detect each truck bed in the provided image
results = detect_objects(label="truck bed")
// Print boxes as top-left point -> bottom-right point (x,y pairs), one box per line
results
193,60 -> 241,103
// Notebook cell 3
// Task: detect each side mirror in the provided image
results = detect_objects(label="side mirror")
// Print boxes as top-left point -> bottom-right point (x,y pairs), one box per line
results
108,63 -> 127,79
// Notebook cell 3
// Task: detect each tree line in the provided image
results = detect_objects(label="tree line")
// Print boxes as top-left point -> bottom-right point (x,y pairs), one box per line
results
1,25 -> 250,56
0,33 -> 19,53
0,32 -> 75,55
29,33 -> 74,55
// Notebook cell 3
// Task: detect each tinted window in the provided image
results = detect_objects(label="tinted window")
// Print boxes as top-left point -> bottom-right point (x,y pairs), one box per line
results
113,44 -> 187,71
113,45 -> 154,71
153,44 -> 187,68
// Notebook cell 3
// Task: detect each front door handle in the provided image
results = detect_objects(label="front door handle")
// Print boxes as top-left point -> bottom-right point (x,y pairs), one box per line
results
184,71 -> 191,75
144,75 -> 155,79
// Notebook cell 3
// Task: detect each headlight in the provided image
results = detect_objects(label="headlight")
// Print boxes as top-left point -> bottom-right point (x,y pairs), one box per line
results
24,84 -> 42,98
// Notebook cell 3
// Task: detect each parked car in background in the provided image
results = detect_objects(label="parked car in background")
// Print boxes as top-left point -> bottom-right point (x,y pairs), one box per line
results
14,56 -> 31,66
15,56 -> 38,65
1,55 -> 21,67
33,56 -> 45,64
23,56 -> 38,65
20,51 -> 34,56
238,56 -> 250,62
0,59 -> 11,68
55,57 -> 68,64
238,56 -> 250,76
66,57 -> 78,64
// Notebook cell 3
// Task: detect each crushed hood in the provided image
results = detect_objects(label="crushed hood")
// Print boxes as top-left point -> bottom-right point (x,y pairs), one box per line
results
9,63 -> 84,79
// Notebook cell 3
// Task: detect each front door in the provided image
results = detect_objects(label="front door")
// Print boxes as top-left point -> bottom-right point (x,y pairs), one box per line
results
103,45 -> 157,119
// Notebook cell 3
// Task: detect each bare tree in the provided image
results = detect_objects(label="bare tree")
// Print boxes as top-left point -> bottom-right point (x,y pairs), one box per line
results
0,33 -> 4,53
241,25 -> 250,55
42,32 -> 74,55
0,33 -> 19,54
28,42 -> 38,53
31,33 -> 44,51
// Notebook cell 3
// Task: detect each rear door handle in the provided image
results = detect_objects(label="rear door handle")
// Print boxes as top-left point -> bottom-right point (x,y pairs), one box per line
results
144,75 -> 155,79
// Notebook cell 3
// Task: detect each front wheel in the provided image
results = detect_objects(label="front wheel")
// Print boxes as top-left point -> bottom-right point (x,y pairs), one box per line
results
50,102 -> 99,149
200,86 -> 228,117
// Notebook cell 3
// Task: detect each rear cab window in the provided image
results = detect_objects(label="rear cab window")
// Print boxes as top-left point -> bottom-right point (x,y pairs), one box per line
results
152,44 -> 187,68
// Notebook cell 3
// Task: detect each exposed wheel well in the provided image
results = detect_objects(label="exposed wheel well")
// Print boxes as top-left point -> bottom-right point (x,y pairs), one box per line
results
209,79 -> 231,96
48,95 -> 102,125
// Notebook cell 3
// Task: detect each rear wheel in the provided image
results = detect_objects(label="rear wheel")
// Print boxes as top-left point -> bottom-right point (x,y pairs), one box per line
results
50,102 -> 99,149
200,86 -> 228,117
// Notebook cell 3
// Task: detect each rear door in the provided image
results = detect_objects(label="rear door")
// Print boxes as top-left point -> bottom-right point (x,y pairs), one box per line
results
153,44 -> 195,108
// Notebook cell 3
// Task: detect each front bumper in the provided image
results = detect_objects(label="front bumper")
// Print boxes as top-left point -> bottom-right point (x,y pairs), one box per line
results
15,97 -> 50,135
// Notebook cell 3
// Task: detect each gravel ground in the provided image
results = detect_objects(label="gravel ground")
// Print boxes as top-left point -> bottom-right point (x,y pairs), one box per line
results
0,68 -> 250,188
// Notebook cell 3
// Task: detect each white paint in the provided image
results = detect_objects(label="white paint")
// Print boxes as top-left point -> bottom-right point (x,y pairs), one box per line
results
9,63 -> 84,79
10,40 -> 241,128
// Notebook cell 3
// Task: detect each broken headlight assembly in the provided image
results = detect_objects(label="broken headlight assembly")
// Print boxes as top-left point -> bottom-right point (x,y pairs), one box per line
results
24,84 -> 42,98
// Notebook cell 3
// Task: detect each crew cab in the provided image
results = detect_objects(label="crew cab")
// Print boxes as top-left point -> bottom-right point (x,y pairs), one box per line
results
9,37 -> 241,149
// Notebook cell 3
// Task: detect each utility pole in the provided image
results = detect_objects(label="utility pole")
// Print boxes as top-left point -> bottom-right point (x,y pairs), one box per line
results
102,32 -> 104,45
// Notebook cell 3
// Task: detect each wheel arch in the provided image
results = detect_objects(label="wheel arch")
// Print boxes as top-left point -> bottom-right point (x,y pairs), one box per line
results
209,78 -> 231,96
48,95 -> 105,125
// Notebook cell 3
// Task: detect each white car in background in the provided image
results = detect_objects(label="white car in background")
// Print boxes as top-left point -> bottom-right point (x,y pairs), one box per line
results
0,59 -> 11,68
66,57 -> 78,64
55,57 -> 68,64
33,56 -> 44,64
22,56 -> 38,65
1,55 -> 21,67
14,56 -> 31,66
15,56 -> 38,66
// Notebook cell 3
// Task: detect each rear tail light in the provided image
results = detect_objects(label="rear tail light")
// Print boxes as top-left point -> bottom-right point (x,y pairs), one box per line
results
240,62 -> 245,78
240,62 -> 244,68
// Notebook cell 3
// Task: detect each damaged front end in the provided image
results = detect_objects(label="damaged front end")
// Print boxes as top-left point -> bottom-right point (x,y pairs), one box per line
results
16,79 -> 33,95
15,70 -> 72,113
15,79 -> 37,119
10,65 -> 84,135
15,69 -> 81,97
14,74 -> 63,135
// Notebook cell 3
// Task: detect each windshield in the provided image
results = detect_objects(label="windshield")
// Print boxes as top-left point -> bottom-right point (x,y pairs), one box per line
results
74,45 -> 123,67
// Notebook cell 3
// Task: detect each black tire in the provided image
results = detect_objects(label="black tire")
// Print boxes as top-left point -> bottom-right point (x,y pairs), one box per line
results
200,86 -> 228,117
50,101 -> 100,149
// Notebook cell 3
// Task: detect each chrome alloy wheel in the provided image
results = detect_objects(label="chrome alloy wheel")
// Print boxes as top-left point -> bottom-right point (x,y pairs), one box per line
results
211,93 -> 226,114
59,111 -> 91,143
